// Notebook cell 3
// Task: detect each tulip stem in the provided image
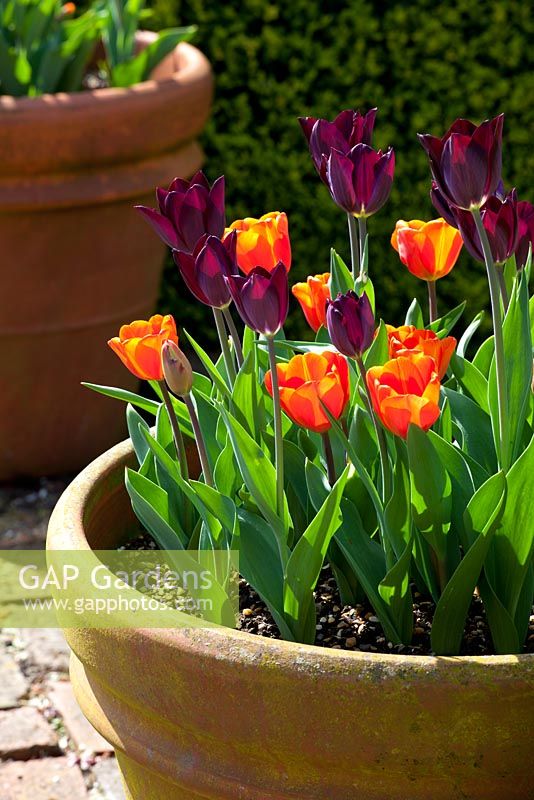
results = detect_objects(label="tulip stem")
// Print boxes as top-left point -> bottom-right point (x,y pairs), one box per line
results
495,264 -> 510,312
160,382 -> 189,481
160,381 -> 193,534
358,216 -> 368,282
322,433 -> 337,486
267,335 -> 285,521
355,355 -> 391,501
427,281 -> 438,324
472,207 -> 509,470
347,214 -> 360,282
213,308 -> 237,386
183,393 -> 214,487
222,306 -> 244,369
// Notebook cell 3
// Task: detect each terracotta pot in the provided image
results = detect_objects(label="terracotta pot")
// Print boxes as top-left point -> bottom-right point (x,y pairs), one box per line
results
47,436 -> 534,800
0,32 -> 212,480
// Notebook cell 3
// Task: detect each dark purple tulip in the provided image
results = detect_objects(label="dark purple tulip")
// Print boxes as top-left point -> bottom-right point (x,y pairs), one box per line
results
298,108 -> 377,179
173,231 -> 236,308
455,190 -> 519,264
430,181 -> 458,228
136,171 -> 226,253
515,201 -> 534,270
325,144 -> 395,217
418,115 -> 504,211
326,291 -> 375,358
225,262 -> 288,336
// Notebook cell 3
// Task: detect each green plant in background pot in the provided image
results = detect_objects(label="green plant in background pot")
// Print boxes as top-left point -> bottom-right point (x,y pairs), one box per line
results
0,0 -> 213,480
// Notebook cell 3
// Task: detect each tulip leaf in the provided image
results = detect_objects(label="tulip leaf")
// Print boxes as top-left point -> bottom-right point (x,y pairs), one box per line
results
283,466 -> 349,643
214,437 -> 240,498
232,351 -> 264,441
184,330 -> 233,400
82,382 -> 160,415
428,300 -> 466,337
126,404 -> 150,465
364,319 -> 389,369
448,353 -> 489,412
218,405 -> 291,544
335,498 -> 404,644
405,298 -> 424,328
329,248 -> 353,297
378,534 -> 414,645
384,439 -> 411,561
125,467 -> 187,550
457,311 -> 485,358
478,572 -> 520,655
443,387 -> 497,474
472,336 -> 495,379
431,471 -> 506,655
487,433 -> 534,630
304,458 -> 330,513
233,508 -> 293,641
488,272 -> 532,467
407,425 -> 452,564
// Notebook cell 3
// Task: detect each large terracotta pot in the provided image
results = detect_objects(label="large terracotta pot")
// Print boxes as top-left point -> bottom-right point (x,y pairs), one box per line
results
47,437 -> 534,800
0,33 -> 212,480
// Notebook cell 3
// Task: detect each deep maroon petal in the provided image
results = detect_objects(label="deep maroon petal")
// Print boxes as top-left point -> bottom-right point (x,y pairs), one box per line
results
455,208 -> 484,262
516,200 -> 534,269
326,149 -> 357,213
349,108 -> 377,147
310,120 -> 349,172
177,185 -> 210,251
189,170 -> 210,191
445,118 -> 477,138
487,114 -> 505,198
366,148 -> 395,216
206,175 -> 226,236
417,133 -> 447,182
196,237 -> 232,307
168,177 -> 190,195
173,250 -> 211,305
441,132 -> 486,209
430,182 -> 458,227
349,144 -> 382,210
269,261 -> 289,332
135,206 -> 179,249
298,116 -> 317,144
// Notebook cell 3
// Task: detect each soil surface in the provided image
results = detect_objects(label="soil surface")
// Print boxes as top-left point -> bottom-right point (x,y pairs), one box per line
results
124,532 -> 534,657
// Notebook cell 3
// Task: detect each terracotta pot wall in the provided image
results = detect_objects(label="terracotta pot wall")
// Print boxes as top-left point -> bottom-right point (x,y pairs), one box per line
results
0,35 -> 213,479
47,437 -> 534,800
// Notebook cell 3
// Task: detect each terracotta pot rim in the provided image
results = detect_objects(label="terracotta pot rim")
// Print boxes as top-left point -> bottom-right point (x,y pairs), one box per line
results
48,433 -> 534,671
0,35 -> 208,114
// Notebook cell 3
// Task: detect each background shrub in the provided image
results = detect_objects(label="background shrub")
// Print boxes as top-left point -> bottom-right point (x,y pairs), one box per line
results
149,0 -> 534,345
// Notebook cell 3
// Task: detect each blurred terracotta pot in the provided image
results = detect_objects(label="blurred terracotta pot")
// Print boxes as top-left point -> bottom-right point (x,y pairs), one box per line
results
47,437 -> 534,800
0,32 -> 212,480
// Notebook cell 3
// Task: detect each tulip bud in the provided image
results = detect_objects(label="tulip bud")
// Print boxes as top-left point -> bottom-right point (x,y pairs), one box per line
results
161,340 -> 193,397
326,290 -> 375,358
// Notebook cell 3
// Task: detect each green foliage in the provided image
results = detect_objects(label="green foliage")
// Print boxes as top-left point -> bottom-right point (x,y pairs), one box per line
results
0,0 -> 193,95
150,0 -> 534,342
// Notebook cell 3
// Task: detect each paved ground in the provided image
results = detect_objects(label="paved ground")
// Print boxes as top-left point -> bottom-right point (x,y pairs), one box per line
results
0,478 -> 126,799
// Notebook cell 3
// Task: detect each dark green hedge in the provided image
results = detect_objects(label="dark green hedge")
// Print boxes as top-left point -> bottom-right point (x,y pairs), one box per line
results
150,0 -> 534,343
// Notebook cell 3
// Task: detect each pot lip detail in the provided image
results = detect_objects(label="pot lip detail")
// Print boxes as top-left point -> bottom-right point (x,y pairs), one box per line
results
47,434 -> 534,674
0,32 -> 209,114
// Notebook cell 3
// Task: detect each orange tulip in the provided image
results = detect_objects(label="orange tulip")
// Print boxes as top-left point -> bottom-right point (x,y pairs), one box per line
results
226,212 -> 291,274
386,325 -> 456,380
292,272 -> 331,332
108,314 -> 178,381
265,350 -> 349,433
391,218 -> 462,281
366,354 -> 441,439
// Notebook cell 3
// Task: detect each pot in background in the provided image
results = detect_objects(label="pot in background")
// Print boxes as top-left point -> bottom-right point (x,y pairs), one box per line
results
0,32 -> 212,479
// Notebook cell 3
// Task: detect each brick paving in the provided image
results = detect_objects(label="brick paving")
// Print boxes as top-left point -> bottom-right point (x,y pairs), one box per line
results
1,481 -> 126,799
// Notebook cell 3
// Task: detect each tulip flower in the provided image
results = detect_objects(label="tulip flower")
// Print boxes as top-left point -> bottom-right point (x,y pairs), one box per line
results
430,182 -> 458,228
298,108 -> 377,179
173,231 -> 236,308
454,190 -> 519,265
391,218 -> 463,281
292,273 -> 331,332
225,212 -> 291,274
386,325 -> 456,380
325,144 -> 395,218
326,290 -> 375,358
225,262 -> 288,336
136,171 -> 225,253
264,350 -> 350,434
515,200 -> 534,270
366,354 -> 441,439
108,314 -> 178,381
161,340 -> 193,397
418,115 -> 504,211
